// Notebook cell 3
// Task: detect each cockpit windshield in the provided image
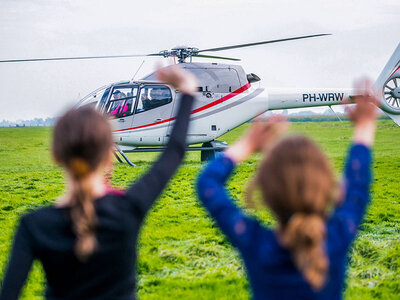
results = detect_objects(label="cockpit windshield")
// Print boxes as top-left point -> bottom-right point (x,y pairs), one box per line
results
76,86 -> 109,109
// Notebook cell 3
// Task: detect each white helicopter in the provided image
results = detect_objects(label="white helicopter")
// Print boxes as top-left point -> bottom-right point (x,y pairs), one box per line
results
2,34 -> 400,165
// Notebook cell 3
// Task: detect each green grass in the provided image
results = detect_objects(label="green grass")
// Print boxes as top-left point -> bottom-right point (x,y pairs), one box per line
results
0,120 -> 399,299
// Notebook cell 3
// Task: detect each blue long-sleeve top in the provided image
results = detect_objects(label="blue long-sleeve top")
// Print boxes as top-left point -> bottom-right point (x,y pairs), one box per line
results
196,144 -> 372,300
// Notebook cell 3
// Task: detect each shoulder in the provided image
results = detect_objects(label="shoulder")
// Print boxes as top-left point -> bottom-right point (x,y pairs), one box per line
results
24,205 -> 61,218
21,206 -> 66,228
95,192 -> 136,215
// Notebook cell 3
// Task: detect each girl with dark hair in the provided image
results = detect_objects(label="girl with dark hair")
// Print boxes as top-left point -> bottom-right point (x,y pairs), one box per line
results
196,80 -> 378,299
0,65 -> 197,300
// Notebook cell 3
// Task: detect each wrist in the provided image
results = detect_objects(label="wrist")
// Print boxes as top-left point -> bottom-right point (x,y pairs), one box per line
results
225,140 -> 253,164
353,121 -> 376,146
178,83 -> 196,96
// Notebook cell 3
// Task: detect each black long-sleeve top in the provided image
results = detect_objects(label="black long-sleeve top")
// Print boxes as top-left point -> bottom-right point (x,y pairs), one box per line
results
0,94 -> 194,300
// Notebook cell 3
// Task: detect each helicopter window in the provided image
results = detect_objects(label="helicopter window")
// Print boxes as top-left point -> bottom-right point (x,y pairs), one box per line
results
105,87 -> 138,119
136,86 -> 172,113
180,68 -> 241,93
97,87 -> 111,111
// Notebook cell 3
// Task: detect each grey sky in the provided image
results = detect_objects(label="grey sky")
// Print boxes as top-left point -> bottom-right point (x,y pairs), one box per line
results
0,0 -> 399,121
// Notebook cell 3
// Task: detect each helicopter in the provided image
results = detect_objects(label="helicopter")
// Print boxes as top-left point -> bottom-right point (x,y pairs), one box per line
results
1,34 -> 399,165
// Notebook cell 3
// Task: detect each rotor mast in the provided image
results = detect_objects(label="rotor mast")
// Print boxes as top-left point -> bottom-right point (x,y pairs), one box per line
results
158,47 -> 200,63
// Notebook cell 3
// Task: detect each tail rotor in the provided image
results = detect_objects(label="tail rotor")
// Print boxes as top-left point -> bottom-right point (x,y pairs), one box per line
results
383,77 -> 400,109
374,43 -> 400,125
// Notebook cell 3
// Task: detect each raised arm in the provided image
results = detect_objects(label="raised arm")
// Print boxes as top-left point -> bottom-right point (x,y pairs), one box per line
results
328,79 -> 378,252
0,218 -> 35,300
197,116 -> 289,249
125,66 -> 197,217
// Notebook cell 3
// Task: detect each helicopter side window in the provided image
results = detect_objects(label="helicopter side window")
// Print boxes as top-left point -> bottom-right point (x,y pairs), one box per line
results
136,86 -> 172,113
105,87 -> 138,119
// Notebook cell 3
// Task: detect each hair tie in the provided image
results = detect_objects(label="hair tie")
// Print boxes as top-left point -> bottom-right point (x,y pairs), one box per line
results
69,158 -> 91,179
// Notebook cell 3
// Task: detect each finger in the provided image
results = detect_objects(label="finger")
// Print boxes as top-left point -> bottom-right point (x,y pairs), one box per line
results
156,64 -> 168,81
354,77 -> 372,94
372,96 -> 381,107
253,111 -> 267,122
258,118 -> 289,140
342,98 -> 351,105
345,104 -> 355,120
272,119 -> 290,133
370,89 -> 381,107
167,57 -> 175,66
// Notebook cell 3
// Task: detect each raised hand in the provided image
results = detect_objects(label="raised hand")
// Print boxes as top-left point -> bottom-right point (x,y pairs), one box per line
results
347,79 -> 379,146
226,115 -> 289,163
156,64 -> 198,95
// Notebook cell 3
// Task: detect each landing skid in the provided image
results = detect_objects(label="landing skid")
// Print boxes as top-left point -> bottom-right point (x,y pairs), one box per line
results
114,141 -> 228,166
115,145 -> 137,167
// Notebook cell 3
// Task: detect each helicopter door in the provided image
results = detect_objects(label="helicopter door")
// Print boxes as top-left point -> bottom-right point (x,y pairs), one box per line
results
104,86 -> 138,131
132,85 -> 174,145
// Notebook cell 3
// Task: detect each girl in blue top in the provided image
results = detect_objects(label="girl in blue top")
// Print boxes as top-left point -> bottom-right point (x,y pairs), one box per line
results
196,80 -> 378,299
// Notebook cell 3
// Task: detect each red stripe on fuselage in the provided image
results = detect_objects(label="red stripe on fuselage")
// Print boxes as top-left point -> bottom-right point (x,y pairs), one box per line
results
114,82 -> 251,132
390,65 -> 400,77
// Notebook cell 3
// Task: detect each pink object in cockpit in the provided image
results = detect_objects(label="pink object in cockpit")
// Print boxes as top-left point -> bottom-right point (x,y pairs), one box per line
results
111,106 -> 120,115
121,104 -> 128,113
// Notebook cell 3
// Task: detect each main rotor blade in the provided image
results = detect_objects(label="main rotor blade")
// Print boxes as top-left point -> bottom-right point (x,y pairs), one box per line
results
195,54 -> 241,61
0,53 -> 162,63
198,33 -> 331,53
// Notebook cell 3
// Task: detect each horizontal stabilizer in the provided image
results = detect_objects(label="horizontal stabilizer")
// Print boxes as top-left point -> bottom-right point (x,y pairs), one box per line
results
385,112 -> 400,126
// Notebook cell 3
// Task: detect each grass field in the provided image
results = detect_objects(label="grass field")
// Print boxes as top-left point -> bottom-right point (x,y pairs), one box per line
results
0,120 -> 399,299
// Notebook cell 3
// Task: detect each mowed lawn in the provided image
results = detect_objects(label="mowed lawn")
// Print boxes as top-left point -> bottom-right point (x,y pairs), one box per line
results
0,120 -> 399,299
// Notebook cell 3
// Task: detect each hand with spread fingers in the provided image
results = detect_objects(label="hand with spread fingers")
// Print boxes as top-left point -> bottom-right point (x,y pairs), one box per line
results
156,64 -> 198,95
347,79 -> 380,146
226,115 -> 290,163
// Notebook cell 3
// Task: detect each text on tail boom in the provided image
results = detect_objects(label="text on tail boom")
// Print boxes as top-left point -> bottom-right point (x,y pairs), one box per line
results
302,93 -> 345,102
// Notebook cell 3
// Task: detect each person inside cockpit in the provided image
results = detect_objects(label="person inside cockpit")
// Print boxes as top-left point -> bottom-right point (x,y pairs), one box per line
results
110,90 -> 127,117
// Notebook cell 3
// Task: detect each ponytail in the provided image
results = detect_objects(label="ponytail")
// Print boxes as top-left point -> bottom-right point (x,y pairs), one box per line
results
281,213 -> 328,290
52,107 -> 113,261
69,158 -> 97,261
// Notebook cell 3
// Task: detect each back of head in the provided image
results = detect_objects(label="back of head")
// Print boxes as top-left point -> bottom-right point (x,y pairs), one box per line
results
53,106 -> 113,260
53,107 -> 113,171
248,135 -> 335,290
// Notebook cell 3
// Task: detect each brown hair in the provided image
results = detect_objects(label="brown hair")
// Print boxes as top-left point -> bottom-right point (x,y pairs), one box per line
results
52,106 -> 113,261
247,135 -> 336,290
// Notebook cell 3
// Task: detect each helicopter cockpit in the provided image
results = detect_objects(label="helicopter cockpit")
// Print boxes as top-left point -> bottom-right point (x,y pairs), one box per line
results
102,85 -> 173,118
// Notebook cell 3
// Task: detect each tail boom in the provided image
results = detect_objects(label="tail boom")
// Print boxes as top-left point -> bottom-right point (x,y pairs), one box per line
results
267,88 -> 352,110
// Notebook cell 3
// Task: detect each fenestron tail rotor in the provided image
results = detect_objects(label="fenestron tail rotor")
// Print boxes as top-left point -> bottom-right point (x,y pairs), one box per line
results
0,33 -> 331,64
384,77 -> 400,109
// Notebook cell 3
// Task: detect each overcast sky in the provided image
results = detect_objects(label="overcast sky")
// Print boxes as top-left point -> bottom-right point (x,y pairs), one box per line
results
0,0 -> 399,121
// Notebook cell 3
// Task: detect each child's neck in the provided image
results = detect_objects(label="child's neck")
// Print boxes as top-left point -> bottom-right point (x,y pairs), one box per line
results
56,171 -> 107,207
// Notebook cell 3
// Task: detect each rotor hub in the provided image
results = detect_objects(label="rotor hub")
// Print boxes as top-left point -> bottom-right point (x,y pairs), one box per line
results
393,87 -> 400,98
159,47 -> 199,63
